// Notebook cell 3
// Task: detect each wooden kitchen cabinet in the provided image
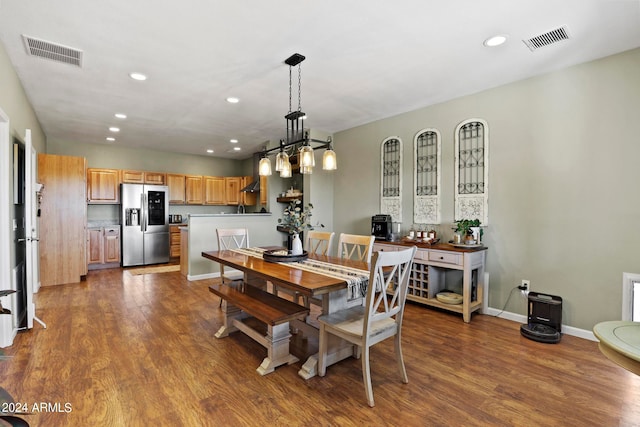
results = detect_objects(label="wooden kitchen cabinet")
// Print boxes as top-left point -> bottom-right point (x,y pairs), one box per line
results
122,170 -> 166,185
121,170 -> 145,183
204,176 -> 225,205
185,175 -> 203,204
88,226 -> 121,269
170,225 -> 181,258
167,173 -> 186,204
144,171 -> 166,185
87,168 -> 120,203
224,176 -> 241,205
87,228 -> 104,265
104,227 -> 120,263
242,176 -> 257,206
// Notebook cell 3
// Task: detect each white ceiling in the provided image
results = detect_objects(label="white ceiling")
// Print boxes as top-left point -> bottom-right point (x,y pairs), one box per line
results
1,0 -> 639,159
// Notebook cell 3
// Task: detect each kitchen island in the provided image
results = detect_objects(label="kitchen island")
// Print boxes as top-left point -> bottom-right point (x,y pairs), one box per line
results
182,213 -> 279,280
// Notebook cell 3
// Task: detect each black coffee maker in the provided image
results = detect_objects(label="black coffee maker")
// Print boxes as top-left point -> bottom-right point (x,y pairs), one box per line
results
371,214 -> 393,240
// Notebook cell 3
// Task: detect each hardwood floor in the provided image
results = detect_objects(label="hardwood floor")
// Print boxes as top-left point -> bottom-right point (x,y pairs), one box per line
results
1,267 -> 639,426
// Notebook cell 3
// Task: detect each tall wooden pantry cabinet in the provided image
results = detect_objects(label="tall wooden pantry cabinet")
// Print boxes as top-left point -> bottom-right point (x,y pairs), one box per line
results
37,154 -> 87,286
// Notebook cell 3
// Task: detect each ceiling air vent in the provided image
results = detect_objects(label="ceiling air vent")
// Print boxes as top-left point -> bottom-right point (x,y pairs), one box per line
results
523,26 -> 570,52
22,35 -> 83,67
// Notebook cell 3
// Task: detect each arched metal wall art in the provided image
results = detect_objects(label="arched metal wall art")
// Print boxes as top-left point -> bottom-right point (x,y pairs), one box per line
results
413,128 -> 441,224
454,118 -> 489,224
380,136 -> 402,222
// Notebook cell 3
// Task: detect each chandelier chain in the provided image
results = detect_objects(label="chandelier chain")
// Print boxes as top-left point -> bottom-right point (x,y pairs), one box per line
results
288,66 -> 293,114
297,64 -> 302,112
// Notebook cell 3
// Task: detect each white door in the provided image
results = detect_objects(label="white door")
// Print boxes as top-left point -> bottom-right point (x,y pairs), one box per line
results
24,129 -> 38,329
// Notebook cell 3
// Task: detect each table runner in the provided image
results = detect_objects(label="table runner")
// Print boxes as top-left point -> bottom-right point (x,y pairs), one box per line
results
230,247 -> 370,300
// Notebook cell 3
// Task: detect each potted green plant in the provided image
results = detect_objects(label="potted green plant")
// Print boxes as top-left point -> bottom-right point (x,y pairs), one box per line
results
455,219 -> 482,243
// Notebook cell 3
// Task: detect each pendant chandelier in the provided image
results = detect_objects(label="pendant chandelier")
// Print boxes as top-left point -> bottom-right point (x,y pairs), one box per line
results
258,53 -> 337,177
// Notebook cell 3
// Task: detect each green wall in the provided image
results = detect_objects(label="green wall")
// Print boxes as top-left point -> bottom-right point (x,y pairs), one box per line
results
0,40 -> 47,278
48,138 -> 241,175
0,41 -> 46,150
332,48 -> 640,331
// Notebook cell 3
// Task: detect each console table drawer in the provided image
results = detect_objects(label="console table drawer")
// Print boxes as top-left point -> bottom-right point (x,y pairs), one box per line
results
428,250 -> 462,265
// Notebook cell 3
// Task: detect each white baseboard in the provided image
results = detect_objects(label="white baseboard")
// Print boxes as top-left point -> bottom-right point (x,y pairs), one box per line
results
483,307 -> 596,342
187,272 -> 220,281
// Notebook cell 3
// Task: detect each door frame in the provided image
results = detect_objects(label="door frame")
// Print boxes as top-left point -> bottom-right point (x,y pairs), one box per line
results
24,129 -> 35,329
0,108 -> 15,346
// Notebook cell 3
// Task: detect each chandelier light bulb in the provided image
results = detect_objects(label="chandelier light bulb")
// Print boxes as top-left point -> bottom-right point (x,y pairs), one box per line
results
323,148 -> 337,170
275,151 -> 289,172
259,156 -> 272,176
299,144 -> 314,168
279,159 -> 292,178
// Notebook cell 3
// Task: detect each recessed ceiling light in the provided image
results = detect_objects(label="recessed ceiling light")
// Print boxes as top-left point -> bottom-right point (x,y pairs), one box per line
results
230,139 -> 238,143
226,97 -> 239,103
106,137 -> 115,142
206,149 -> 214,153
484,35 -> 508,47
109,127 -> 120,132
233,147 -> 241,151
129,72 -> 147,81
114,113 -> 127,119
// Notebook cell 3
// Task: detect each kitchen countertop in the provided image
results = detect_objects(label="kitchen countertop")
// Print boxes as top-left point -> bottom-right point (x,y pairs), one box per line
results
87,220 -> 120,228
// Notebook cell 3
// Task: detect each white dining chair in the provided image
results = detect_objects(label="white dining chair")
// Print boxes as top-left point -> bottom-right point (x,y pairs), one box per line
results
305,230 -> 335,257
317,245 -> 417,407
337,233 -> 375,262
216,228 -> 249,285
301,231 -> 336,308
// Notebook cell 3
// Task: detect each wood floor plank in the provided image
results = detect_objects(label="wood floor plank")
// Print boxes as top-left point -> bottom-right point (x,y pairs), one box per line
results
0,267 -> 638,426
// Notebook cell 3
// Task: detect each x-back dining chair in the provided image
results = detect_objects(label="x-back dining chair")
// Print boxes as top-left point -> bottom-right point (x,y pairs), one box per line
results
337,233 -> 375,263
216,228 -> 249,285
301,231 -> 336,308
317,245 -> 417,407
305,230 -> 335,257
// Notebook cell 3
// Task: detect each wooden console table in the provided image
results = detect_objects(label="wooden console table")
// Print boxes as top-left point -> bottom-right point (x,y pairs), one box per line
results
373,241 -> 487,322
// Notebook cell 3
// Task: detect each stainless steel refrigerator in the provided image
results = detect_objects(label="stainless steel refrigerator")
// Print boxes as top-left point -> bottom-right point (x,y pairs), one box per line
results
121,183 -> 170,267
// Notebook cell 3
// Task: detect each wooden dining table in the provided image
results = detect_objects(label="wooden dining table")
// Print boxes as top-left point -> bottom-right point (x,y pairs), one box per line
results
202,248 -> 371,379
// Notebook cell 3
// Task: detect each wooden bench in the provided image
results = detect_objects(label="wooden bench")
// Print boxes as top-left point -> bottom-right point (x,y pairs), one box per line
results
209,283 -> 309,375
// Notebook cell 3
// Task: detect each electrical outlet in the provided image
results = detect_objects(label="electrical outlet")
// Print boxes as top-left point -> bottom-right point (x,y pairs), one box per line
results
520,280 -> 530,291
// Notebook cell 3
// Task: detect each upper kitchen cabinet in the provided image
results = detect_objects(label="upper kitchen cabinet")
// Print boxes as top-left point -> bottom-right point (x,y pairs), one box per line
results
224,176 -> 241,205
144,171 -> 166,185
87,168 -> 120,203
242,176 -> 257,206
204,176 -> 225,205
122,170 -> 166,185
185,175 -> 203,205
167,173 -> 186,204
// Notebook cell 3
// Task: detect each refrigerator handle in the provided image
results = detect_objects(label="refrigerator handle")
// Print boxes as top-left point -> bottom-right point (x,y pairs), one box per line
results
141,193 -> 147,232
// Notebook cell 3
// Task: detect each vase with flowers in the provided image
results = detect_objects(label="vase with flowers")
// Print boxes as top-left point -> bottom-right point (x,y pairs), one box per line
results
278,200 -> 315,255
